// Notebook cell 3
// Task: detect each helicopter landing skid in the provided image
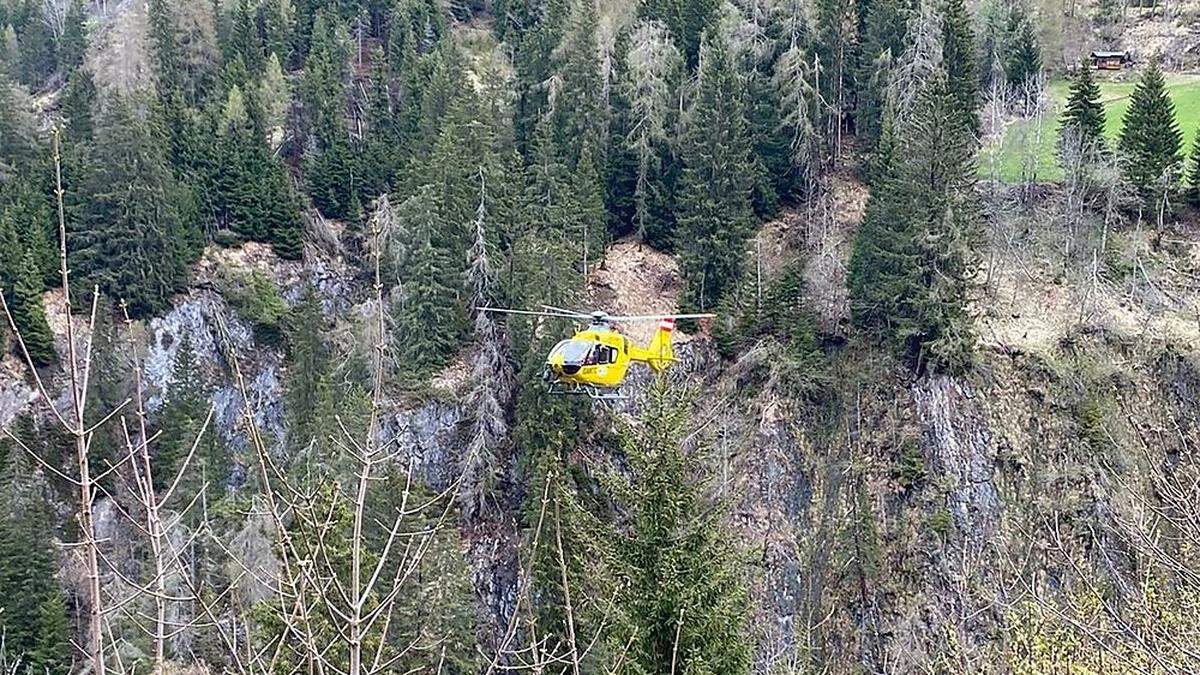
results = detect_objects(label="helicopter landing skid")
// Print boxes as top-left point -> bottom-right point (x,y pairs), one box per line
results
546,380 -> 628,401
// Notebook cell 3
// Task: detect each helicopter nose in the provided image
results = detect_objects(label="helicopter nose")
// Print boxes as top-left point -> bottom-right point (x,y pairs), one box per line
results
560,364 -> 580,375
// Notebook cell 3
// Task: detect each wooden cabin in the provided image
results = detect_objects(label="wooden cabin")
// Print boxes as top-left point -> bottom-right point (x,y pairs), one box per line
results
1090,50 -> 1132,70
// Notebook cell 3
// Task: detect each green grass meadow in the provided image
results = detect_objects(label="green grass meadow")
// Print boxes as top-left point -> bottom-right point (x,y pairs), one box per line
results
979,73 -> 1200,183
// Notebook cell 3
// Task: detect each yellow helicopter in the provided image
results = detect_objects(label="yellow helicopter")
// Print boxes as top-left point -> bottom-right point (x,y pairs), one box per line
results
477,305 -> 715,400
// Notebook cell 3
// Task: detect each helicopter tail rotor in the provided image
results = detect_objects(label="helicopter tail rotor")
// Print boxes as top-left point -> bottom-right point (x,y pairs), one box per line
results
646,317 -> 676,373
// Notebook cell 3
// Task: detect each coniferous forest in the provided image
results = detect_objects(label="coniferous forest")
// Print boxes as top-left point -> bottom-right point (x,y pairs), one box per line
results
1,0 -> 1200,672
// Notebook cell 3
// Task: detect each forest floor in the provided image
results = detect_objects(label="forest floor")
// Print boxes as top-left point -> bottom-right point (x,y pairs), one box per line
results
976,196 -> 1200,357
587,238 -> 684,345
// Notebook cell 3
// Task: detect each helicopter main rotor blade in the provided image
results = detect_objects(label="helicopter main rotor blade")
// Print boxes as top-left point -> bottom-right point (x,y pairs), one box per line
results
538,304 -> 593,318
606,313 -> 717,322
472,305 -> 580,317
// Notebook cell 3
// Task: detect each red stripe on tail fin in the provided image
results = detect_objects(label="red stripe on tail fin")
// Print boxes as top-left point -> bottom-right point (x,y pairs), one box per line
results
658,317 -> 675,332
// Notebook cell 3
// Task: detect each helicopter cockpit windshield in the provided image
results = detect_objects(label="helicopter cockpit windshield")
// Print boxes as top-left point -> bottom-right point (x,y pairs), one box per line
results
549,339 -> 594,365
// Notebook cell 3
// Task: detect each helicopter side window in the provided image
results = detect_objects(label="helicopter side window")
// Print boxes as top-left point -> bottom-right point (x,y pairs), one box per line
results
595,345 -> 616,365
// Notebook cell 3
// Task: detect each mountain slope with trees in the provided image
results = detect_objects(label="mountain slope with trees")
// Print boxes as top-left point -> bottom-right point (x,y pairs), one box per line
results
0,0 -> 1198,673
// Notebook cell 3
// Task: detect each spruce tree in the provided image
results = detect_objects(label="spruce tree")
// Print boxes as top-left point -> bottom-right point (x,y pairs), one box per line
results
857,0 -> 910,153
675,30 -> 755,312
509,0 -> 568,155
639,0 -> 719,68
147,0 -> 184,98
1188,133 -> 1200,206
460,186 -> 510,520
548,0 -> 605,167
226,0 -> 266,77
424,94 -> 498,261
621,20 -> 682,245
60,67 -> 97,144
359,47 -> 402,200
941,0 -> 980,136
813,0 -> 856,156
0,455 -> 71,668
259,0 -> 295,60
570,140 -> 607,278
1118,59 -> 1183,208
10,0 -> 56,87
848,72 -> 980,373
774,42 -> 824,192
525,118 -> 577,239
302,13 -> 361,220
746,68 -> 789,215
1060,62 -> 1105,157
1004,11 -> 1041,100
155,334 -> 225,496
73,97 -> 191,317
607,381 -> 751,674
8,251 -> 55,366
59,0 -> 88,73
284,285 -> 331,452
605,26 -> 638,235
29,590 -> 72,675
624,19 -> 681,243
211,83 -> 305,257
0,26 -> 17,79
391,187 -> 461,376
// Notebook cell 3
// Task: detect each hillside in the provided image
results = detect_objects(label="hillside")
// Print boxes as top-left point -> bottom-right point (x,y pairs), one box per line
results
1,0 -> 1200,673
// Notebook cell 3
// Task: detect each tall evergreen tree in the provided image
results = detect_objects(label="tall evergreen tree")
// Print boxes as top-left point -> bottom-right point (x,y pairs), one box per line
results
675,30 -> 755,312
607,381 -> 751,674
1188,134 -> 1200,206
60,67 -> 97,144
548,0 -> 605,167
358,47 -> 403,199
774,42 -> 824,192
147,0 -> 184,98
259,0 -> 295,60
72,98 -> 192,317
1060,62 -> 1105,157
812,0 -> 857,159
848,71 -> 980,373
1118,59 -> 1183,209
210,84 -> 305,257
284,285 -> 331,452
7,251 -> 55,366
425,94 -> 498,261
1004,10 -> 1041,101
570,140 -> 607,278
226,0 -> 266,77
301,12 -> 358,219
639,0 -> 719,68
155,334 -> 227,498
302,10 -> 351,147
857,0 -> 910,153
620,20 -> 681,245
460,184 -> 510,519
59,0 -> 88,72
391,187 -> 461,375
524,118 -> 578,239
0,455 -> 72,672
941,0 -> 980,136
28,588 -> 72,675
601,29 -> 636,235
